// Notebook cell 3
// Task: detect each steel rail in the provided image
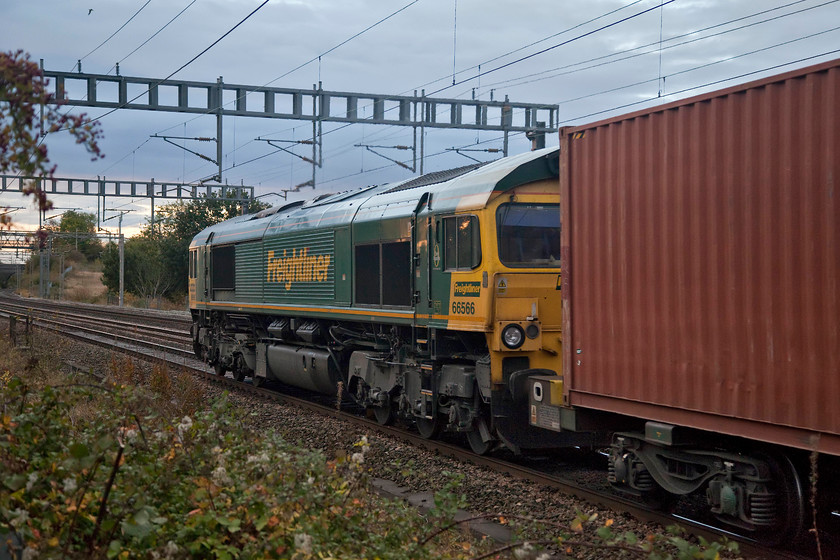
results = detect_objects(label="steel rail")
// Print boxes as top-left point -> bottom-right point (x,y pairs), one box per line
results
0,301 -> 190,347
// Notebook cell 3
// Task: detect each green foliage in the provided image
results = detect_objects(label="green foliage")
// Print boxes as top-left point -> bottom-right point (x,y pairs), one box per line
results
560,511 -> 740,560
0,50 -> 103,228
99,194 -> 268,301
149,194 -> 267,242
100,237 -> 176,303
57,211 -> 96,236
0,375 -> 474,559
0,340 -> 737,560
44,211 -> 102,262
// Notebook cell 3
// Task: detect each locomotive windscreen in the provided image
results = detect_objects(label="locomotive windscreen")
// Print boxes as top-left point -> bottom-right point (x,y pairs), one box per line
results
496,203 -> 561,268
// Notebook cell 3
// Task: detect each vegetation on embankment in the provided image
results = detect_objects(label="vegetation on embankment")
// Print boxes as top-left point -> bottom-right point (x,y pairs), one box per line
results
0,334 -> 738,559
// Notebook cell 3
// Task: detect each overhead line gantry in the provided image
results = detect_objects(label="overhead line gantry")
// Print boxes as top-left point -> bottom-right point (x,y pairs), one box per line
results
41,67 -> 558,186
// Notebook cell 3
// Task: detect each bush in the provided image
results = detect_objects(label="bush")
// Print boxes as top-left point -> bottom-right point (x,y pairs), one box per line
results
0,336 -> 738,560
0,373 -> 483,559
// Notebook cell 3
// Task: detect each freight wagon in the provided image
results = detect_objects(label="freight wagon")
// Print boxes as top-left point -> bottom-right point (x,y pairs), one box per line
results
528,58 -> 840,540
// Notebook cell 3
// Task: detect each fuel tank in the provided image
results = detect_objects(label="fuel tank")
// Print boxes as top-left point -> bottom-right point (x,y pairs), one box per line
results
265,344 -> 341,395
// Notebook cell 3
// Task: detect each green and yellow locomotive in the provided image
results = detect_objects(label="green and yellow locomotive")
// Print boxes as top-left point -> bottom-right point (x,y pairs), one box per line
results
189,147 -> 591,454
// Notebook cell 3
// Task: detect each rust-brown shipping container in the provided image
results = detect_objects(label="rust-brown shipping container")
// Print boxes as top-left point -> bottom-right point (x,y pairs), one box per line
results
560,59 -> 840,456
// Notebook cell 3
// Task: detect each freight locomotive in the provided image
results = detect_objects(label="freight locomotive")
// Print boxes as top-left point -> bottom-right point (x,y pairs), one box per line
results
189,147 -> 591,457
191,59 -> 840,544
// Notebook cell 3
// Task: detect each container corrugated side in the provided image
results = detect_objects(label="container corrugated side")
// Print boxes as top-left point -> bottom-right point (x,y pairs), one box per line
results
561,59 -> 840,454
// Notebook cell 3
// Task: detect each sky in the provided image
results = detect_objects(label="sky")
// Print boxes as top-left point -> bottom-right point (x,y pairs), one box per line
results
1,0 -> 839,248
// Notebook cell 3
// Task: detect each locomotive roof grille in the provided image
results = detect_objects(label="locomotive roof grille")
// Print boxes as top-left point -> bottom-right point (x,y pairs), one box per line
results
381,161 -> 490,194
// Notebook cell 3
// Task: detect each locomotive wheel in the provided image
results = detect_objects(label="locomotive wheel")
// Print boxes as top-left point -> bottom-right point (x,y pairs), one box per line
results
372,399 -> 396,426
416,416 -> 441,439
232,355 -> 247,382
466,422 -> 493,455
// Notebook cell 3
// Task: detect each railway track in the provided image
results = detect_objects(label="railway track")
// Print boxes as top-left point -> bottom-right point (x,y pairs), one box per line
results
0,294 -> 823,559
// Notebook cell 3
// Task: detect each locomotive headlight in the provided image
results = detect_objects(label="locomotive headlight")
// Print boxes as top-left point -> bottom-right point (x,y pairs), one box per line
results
501,324 -> 525,349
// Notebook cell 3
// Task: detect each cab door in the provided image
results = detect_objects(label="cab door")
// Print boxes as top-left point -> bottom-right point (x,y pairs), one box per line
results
411,193 -> 433,327
202,232 -> 214,300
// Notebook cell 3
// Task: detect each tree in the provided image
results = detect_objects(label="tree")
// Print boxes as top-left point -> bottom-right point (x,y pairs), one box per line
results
101,238 -> 175,305
53,210 -> 100,261
0,50 -> 103,228
141,193 -> 267,297
101,194 -> 268,301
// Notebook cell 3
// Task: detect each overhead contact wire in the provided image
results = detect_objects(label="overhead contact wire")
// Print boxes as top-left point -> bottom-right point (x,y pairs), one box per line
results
78,0 -> 153,66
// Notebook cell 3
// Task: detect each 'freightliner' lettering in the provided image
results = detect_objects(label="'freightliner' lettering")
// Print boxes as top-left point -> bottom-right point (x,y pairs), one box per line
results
267,248 -> 331,290
454,281 -> 481,297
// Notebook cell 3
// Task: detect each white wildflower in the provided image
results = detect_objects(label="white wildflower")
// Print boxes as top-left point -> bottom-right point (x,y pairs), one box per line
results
177,416 -> 193,437
164,541 -> 179,559
350,452 -> 365,465
124,428 -> 138,442
212,465 -> 232,486
62,477 -> 78,494
294,533 -> 313,555
25,472 -> 37,492
10,508 -> 29,528
307,476 -> 315,485
513,542 -> 534,559
21,547 -> 38,560
212,446 -> 222,455
246,452 -> 269,465
360,435 -> 368,445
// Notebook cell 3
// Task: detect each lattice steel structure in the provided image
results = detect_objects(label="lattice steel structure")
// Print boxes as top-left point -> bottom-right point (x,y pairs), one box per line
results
0,174 -> 254,229
41,68 -> 558,183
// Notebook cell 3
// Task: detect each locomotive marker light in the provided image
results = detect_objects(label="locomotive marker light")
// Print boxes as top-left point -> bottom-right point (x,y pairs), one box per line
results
525,323 -> 540,339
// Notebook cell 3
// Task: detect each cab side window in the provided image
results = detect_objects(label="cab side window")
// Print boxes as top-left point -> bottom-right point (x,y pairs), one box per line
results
443,215 -> 481,270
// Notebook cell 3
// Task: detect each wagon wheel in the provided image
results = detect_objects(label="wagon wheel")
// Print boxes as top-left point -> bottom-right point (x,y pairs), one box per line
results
372,397 -> 396,426
416,416 -> 441,439
640,486 -> 679,513
749,452 -> 806,546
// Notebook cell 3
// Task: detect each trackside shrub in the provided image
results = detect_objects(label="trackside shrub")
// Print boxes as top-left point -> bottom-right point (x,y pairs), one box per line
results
0,333 -> 739,560
0,376 -> 484,559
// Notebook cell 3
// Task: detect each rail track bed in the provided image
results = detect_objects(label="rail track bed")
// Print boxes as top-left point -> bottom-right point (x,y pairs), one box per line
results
1,294 -> 832,559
